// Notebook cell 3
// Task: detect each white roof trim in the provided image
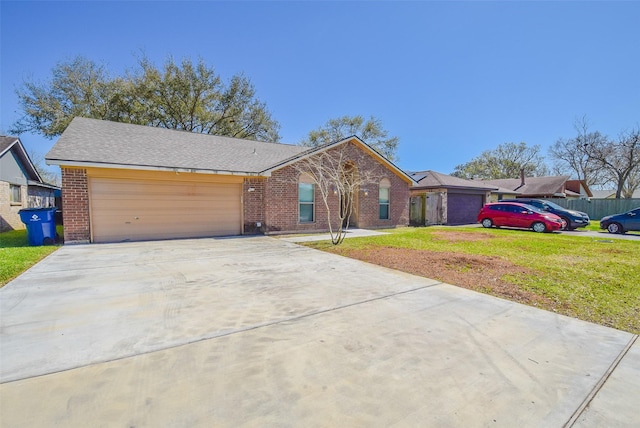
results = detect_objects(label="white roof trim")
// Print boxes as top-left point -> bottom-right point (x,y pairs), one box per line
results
46,159 -> 266,176
2,137 -> 45,184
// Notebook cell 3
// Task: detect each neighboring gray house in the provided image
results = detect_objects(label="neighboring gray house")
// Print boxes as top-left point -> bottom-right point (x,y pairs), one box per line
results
1,136 -> 59,231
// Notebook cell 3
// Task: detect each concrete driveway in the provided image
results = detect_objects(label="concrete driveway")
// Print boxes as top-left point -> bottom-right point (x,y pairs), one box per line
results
1,237 -> 638,427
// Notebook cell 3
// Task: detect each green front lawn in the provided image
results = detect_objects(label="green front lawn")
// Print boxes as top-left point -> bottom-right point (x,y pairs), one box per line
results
304,226 -> 640,334
0,227 -> 62,287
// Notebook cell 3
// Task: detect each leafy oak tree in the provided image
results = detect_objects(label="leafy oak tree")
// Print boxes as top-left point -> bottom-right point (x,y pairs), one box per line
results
11,55 -> 280,142
300,115 -> 399,162
452,142 -> 549,179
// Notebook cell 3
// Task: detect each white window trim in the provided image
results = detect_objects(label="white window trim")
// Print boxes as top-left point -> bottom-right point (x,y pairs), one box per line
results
379,179 -> 391,220
298,175 -> 315,223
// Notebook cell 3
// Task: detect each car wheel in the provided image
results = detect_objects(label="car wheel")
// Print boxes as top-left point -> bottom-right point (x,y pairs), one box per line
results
532,222 -> 547,233
560,217 -> 572,230
481,218 -> 493,228
607,222 -> 624,234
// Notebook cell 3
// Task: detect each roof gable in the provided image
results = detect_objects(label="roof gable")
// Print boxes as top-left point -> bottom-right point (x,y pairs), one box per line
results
0,136 -> 42,183
262,136 -> 415,184
565,179 -> 593,197
409,170 -> 497,190
46,117 -> 307,175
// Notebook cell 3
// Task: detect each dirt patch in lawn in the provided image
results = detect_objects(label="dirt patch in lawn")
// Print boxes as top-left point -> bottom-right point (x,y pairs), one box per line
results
336,246 -> 560,309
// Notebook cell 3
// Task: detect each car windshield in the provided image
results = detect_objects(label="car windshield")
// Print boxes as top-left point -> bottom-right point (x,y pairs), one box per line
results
543,201 -> 565,210
517,204 -> 545,214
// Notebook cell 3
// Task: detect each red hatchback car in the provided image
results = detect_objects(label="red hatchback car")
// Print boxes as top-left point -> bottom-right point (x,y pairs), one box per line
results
477,202 -> 565,233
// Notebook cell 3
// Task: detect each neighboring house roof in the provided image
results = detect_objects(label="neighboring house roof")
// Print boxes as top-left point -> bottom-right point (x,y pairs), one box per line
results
482,175 -> 570,197
46,117 -> 415,183
565,179 -> 593,197
408,170 -> 497,191
0,136 -> 44,183
591,189 -> 640,199
591,190 -> 616,199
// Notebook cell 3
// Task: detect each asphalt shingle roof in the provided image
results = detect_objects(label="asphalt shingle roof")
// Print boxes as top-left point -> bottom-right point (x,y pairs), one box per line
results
408,170 -> 497,190
0,136 -> 19,154
46,117 -> 307,174
482,176 -> 569,196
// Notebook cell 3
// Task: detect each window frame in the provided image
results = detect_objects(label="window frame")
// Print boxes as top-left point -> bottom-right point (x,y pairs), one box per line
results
9,184 -> 22,205
298,175 -> 315,223
379,178 -> 391,220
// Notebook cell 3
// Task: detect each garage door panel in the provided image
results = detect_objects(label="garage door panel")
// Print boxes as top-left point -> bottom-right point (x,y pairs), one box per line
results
447,193 -> 484,225
89,177 -> 242,243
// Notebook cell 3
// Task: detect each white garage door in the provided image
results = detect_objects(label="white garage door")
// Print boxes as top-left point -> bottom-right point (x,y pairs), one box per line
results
89,177 -> 242,243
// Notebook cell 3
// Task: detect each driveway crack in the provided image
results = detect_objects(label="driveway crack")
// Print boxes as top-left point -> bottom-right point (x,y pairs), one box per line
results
563,334 -> 638,427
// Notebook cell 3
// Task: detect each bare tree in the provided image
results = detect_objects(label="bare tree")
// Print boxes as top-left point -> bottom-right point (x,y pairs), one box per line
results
549,117 -> 607,187
29,150 -> 61,186
290,142 -> 383,245
583,127 -> 640,198
622,164 -> 640,198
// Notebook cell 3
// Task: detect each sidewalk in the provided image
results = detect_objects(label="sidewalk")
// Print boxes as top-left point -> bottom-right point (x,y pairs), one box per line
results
279,228 -> 388,243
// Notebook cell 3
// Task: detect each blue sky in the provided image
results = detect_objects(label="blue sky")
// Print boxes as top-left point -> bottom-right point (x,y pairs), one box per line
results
1,1 -> 639,177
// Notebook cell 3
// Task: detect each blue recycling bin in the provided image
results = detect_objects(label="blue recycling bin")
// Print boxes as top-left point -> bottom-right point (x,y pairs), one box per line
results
18,208 -> 58,246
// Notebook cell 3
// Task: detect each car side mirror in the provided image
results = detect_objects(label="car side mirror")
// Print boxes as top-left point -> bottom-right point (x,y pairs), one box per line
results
628,212 -> 636,217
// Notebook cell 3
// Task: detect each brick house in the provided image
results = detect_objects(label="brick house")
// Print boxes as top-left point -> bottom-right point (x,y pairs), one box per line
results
408,170 -> 499,226
1,136 -> 59,232
46,117 -> 412,243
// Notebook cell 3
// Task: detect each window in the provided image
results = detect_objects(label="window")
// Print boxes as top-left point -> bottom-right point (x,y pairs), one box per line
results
10,184 -> 22,204
379,178 -> 390,220
299,175 -> 315,222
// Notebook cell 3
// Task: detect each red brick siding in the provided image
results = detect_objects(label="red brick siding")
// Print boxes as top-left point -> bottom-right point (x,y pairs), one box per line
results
243,178 -> 266,234
263,166 -> 340,234
61,168 -> 91,243
263,142 -> 410,234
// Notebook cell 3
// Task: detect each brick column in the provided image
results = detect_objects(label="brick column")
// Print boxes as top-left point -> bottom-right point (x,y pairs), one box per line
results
61,168 -> 91,243
243,177 -> 266,234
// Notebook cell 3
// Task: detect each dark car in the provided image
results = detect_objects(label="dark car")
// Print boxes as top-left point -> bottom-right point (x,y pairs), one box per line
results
600,207 -> 640,234
499,199 -> 590,230
477,202 -> 564,233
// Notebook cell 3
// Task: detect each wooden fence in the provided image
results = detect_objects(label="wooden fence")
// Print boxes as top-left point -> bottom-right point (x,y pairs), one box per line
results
547,198 -> 640,220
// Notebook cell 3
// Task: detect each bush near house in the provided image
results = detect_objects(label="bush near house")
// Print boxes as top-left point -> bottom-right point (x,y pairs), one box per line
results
304,226 -> 640,334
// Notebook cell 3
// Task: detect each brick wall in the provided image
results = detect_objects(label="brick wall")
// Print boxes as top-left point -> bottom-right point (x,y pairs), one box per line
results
263,142 -> 410,234
243,177 -> 266,234
1,182 -> 26,231
263,165 -> 339,234
61,168 -> 90,243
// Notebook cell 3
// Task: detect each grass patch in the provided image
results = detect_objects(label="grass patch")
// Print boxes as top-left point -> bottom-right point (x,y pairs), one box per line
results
583,220 -> 601,232
0,227 -> 62,287
304,226 -> 640,334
